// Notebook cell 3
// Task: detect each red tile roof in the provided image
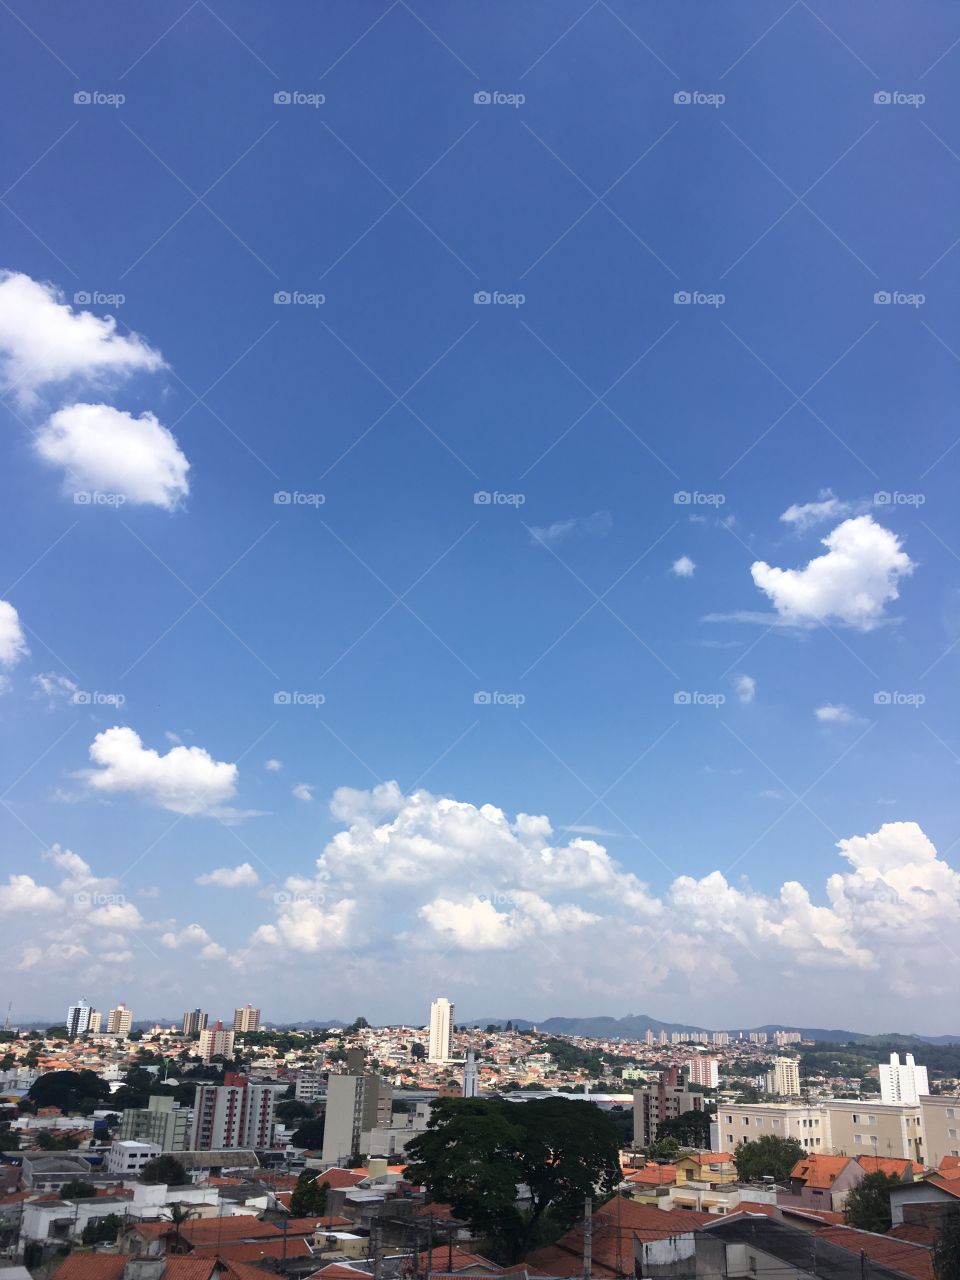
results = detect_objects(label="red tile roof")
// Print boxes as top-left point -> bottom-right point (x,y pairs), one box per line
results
855,1155 -> 922,1179
813,1226 -> 934,1280
888,1224 -> 938,1247
310,1168 -> 368,1189
310,1266 -> 370,1280
193,1238 -> 313,1261
526,1200 -> 711,1278
54,1257 -> 127,1280
789,1155 -> 855,1190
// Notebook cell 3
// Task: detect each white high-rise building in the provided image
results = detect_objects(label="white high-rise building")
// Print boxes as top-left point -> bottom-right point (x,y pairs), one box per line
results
233,1005 -> 261,1033
199,1022 -> 235,1062
765,1056 -> 801,1097
66,998 -> 93,1037
880,1053 -> 929,1104
428,997 -> 454,1062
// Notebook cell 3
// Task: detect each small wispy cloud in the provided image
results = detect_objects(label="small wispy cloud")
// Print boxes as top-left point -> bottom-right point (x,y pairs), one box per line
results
529,510 -> 612,548
814,703 -> 864,725
781,489 -> 868,531
734,674 -> 756,704
292,783 -> 314,802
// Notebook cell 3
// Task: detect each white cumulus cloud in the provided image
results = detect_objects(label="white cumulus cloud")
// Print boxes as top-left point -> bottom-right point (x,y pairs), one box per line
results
671,555 -> 696,578
0,271 -> 164,404
84,726 -> 238,816
292,783 -> 314,802
0,874 -> 62,912
734,674 -> 756,704
780,490 -> 865,531
751,516 -> 913,630
815,703 -> 861,724
35,403 -> 189,509
0,601 -> 28,667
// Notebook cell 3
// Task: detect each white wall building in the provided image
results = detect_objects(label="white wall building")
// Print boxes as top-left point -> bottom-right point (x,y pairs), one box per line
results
66,998 -> 94,1037
765,1056 -> 801,1097
428,996 -> 454,1063
686,1056 -> 720,1089
106,1139 -> 160,1177
880,1053 -> 929,1104
107,1003 -> 133,1036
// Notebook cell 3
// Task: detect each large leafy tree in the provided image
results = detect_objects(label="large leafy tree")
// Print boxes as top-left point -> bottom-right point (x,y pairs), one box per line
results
734,1135 -> 805,1183
141,1154 -> 189,1186
843,1172 -> 902,1233
656,1110 -> 714,1149
28,1070 -> 111,1114
291,1116 -> 326,1149
405,1097 -> 621,1262
290,1172 -> 330,1217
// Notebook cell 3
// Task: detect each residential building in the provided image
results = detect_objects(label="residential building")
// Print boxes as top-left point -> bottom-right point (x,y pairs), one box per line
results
765,1056 -> 801,1097
106,1003 -> 132,1036
66,998 -> 93,1037
686,1056 -> 719,1089
233,1004 -> 261,1033
295,1069 -> 325,1103
674,1151 -> 737,1184
712,1032 -> 730,1046
777,1153 -> 864,1213
181,1008 -> 208,1036
713,1099 -> 930,1162
119,1094 -> 191,1151
918,1095 -> 960,1164
88,1010 -> 101,1033
880,1053 -> 930,1104
321,1072 -> 393,1165
106,1139 -> 160,1177
190,1072 -> 278,1149
199,1020 -> 235,1062
634,1068 -> 704,1146
427,996 -> 454,1062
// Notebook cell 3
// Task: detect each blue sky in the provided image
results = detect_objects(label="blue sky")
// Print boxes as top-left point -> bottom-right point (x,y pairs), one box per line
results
2,1 -> 959,1032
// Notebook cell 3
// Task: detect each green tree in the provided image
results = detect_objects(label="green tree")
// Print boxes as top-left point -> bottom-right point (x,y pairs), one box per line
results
60,1179 -> 96,1199
843,1171 -> 902,1233
290,1117 -> 326,1149
647,1136 -> 680,1160
405,1096 -> 621,1263
933,1213 -> 960,1280
28,1070 -> 111,1114
289,1171 -> 330,1217
82,1213 -> 121,1245
141,1154 -> 189,1186
656,1110 -> 713,1148
276,1099 -> 313,1122
734,1135 -> 804,1183
36,1131 -> 79,1150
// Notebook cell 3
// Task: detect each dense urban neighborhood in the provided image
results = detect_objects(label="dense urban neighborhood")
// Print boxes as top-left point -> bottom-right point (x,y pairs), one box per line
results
0,999 -> 957,1280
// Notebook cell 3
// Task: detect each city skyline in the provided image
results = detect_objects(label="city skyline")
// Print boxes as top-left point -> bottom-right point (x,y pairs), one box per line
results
1,4 -> 959,1029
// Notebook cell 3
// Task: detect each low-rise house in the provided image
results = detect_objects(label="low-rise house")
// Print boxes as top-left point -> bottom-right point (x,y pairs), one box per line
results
675,1151 -> 737,1184
777,1154 -> 864,1213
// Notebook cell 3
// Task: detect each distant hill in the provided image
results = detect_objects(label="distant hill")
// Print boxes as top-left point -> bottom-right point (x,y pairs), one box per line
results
470,1014 -> 960,1044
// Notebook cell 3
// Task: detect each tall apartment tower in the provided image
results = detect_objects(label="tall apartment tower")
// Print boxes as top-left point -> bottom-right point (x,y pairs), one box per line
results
107,1004 -> 133,1036
199,1021 -> 235,1062
88,1010 -> 102,1034
686,1056 -> 720,1089
190,1072 -> 277,1150
233,1005 -> 261,1033
880,1053 -> 929,1104
182,1009 -> 208,1036
765,1056 -> 802,1096
428,997 -> 454,1062
321,1073 -> 393,1166
67,998 -> 93,1037
633,1068 -> 704,1146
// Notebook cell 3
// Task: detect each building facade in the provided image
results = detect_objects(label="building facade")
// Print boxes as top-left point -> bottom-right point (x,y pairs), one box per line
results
634,1069 -> 704,1146
686,1057 -> 720,1089
233,1004 -> 261,1033
106,1003 -> 132,1036
119,1095 -> 191,1151
66,998 -> 94,1037
182,1008 -> 208,1036
189,1073 -> 278,1150
199,1021 -> 235,1062
880,1053 -> 930,1104
427,996 -> 454,1063
765,1056 -> 801,1097
321,1073 -> 393,1166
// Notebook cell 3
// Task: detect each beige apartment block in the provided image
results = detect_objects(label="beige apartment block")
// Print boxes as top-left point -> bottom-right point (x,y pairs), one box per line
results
715,1102 -> 828,1151
825,1100 -> 924,1163
918,1095 -> 960,1166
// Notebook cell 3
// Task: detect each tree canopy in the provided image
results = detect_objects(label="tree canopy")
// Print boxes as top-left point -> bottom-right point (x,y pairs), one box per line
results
843,1171 -> 902,1234
28,1070 -> 111,1114
405,1096 -> 621,1262
656,1110 -> 713,1148
141,1154 -> 189,1186
734,1135 -> 804,1183
291,1116 -> 326,1149
290,1171 -> 330,1217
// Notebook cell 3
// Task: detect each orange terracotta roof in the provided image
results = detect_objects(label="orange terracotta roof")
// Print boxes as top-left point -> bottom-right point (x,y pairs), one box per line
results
416,1247 -> 502,1273
813,1226 -> 933,1280
855,1155 -> 922,1178
54,1257 -> 127,1279
626,1164 -> 677,1185
157,1263 -> 219,1280
310,1266 -> 369,1280
683,1151 -> 734,1165
310,1167 -> 367,1189
789,1155 -> 854,1189
281,1215 -> 353,1232
889,1224 -> 938,1246
193,1238 -> 313,1260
